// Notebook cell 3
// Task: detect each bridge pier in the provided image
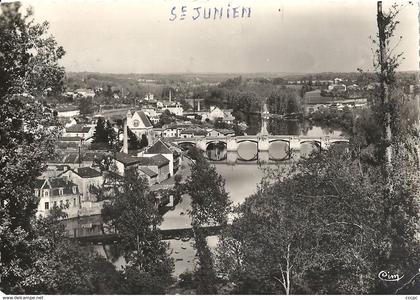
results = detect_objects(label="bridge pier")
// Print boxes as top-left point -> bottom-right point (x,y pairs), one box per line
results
196,139 -> 207,151
289,137 -> 301,152
227,138 -> 238,152
258,151 -> 269,164
227,151 -> 238,165
320,137 -> 330,150
258,137 -> 270,152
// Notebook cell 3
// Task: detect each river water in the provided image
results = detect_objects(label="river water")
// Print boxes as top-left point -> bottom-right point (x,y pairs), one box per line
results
163,122 -> 346,276
94,121 -> 346,277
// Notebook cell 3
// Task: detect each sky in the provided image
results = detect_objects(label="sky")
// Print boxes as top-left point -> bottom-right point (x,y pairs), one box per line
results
16,0 -> 420,74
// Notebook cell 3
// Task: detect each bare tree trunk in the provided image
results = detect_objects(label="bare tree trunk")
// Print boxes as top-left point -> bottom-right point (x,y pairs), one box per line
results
377,1 -> 393,182
275,243 -> 292,295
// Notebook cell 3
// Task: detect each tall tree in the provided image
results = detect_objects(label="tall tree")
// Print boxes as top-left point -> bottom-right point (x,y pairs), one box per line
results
217,147 -> 420,295
18,207 -> 123,294
127,128 -> 142,150
184,147 -> 231,294
79,97 -> 94,115
105,120 -> 117,149
92,117 -> 107,144
139,133 -> 148,148
102,169 -> 174,294
0,3 -> 64,293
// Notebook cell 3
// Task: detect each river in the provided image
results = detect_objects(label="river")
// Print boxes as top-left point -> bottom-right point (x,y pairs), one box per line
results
93,121 -> 346,277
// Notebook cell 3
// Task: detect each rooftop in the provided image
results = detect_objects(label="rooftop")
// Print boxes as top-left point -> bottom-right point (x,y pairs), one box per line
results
145,140 -> 173,155
74,167 -> 102,178
131,110 -> 153,128
65,124 -> 92,133
150,154 -> 170,167
139,166 -> 158,178
114,152 -> 151,166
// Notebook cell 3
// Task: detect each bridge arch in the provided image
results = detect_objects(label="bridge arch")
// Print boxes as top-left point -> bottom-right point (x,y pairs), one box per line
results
205,141 -> 227,161
268,139 -> 291,161
236,140 -> 258,161
177,141 -> 197,151
300,140 -> 321,158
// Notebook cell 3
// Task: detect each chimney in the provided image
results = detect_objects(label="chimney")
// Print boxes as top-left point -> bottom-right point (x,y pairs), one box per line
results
197,99 -> 201,112
169,89 -> 172,102
123,117 -> 128,154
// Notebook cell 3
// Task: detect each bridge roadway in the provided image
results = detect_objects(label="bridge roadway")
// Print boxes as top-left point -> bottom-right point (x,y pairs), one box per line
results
172,135 -> 349,152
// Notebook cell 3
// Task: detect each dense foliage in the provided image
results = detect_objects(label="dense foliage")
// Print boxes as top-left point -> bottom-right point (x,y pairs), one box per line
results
102,169 -> 175,294
184,148 -> 232,294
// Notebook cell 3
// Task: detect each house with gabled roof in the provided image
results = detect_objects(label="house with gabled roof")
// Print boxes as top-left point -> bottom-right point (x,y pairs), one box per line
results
126,110 -> 154,142
34,177 -> 81,218
140,139 -> 181,176
113,152 -> 170,183
63,124 -> 95,140
59,167 -> 104,203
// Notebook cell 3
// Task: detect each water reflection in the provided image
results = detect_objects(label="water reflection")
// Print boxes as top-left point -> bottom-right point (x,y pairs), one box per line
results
269,140 -> 289,160
237,141 -> 258,161
206,142 -> 227,161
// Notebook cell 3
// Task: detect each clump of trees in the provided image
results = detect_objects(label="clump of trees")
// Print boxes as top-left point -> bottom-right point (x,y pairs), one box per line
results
102,169 -> 175,294
128,129 -> 148,150
215,2 -> 420,295
0,4 -> 173,294
183,147 -> 232,294
91,117 -> 117,150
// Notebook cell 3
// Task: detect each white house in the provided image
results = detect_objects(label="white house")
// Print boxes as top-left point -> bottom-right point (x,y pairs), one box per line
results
207,128 -> 235,137
75,88 -> 95,98
63,124 -> 95,140
34,177 -> 81,218
143,107 -> 160,124
126,110 -> 154,142
140,139 -> 179,176
161,101 -> 184,116
59,167 -> 104,203
208,106 -> 236,123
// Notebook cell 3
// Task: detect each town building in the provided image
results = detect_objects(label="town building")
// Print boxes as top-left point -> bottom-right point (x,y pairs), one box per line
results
34,177 -> 81,218
179,127 -> 208,138
75,88 -> 95,98
141,139 -> 181,176
60,167 -> 104,203
113,152 -> 170,183
63,124 -> 95,140
142,107 -> 160,124
208,106 -> 235,123
126,110 -> 154,142
207,128 -> 236,137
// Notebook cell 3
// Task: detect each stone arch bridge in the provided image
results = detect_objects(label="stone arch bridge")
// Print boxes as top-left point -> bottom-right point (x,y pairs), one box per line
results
172,135 -> 349,154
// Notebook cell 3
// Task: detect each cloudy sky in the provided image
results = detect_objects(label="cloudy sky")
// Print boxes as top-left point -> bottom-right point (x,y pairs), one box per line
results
22,0 -> 419,73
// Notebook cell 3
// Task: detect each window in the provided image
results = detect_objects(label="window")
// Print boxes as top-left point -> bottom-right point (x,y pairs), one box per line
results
59,188 -> 63,196
66,199 -> 69,207
72,186 -> 77,194
73,198 -> 77,207
43,190 -> 49,197
133,120 -> 140,127
54,201 -> 57,207
34,189 -> 39,197
44,202 -> 49,210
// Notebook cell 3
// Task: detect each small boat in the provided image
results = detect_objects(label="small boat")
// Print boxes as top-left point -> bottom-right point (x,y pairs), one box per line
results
174,236 -> 181,240
181,246 -> 187,250
180,212 -> 185,215
176,258 -> 183,261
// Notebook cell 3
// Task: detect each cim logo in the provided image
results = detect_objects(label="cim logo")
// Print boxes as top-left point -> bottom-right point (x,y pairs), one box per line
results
378,270 -> 404,282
